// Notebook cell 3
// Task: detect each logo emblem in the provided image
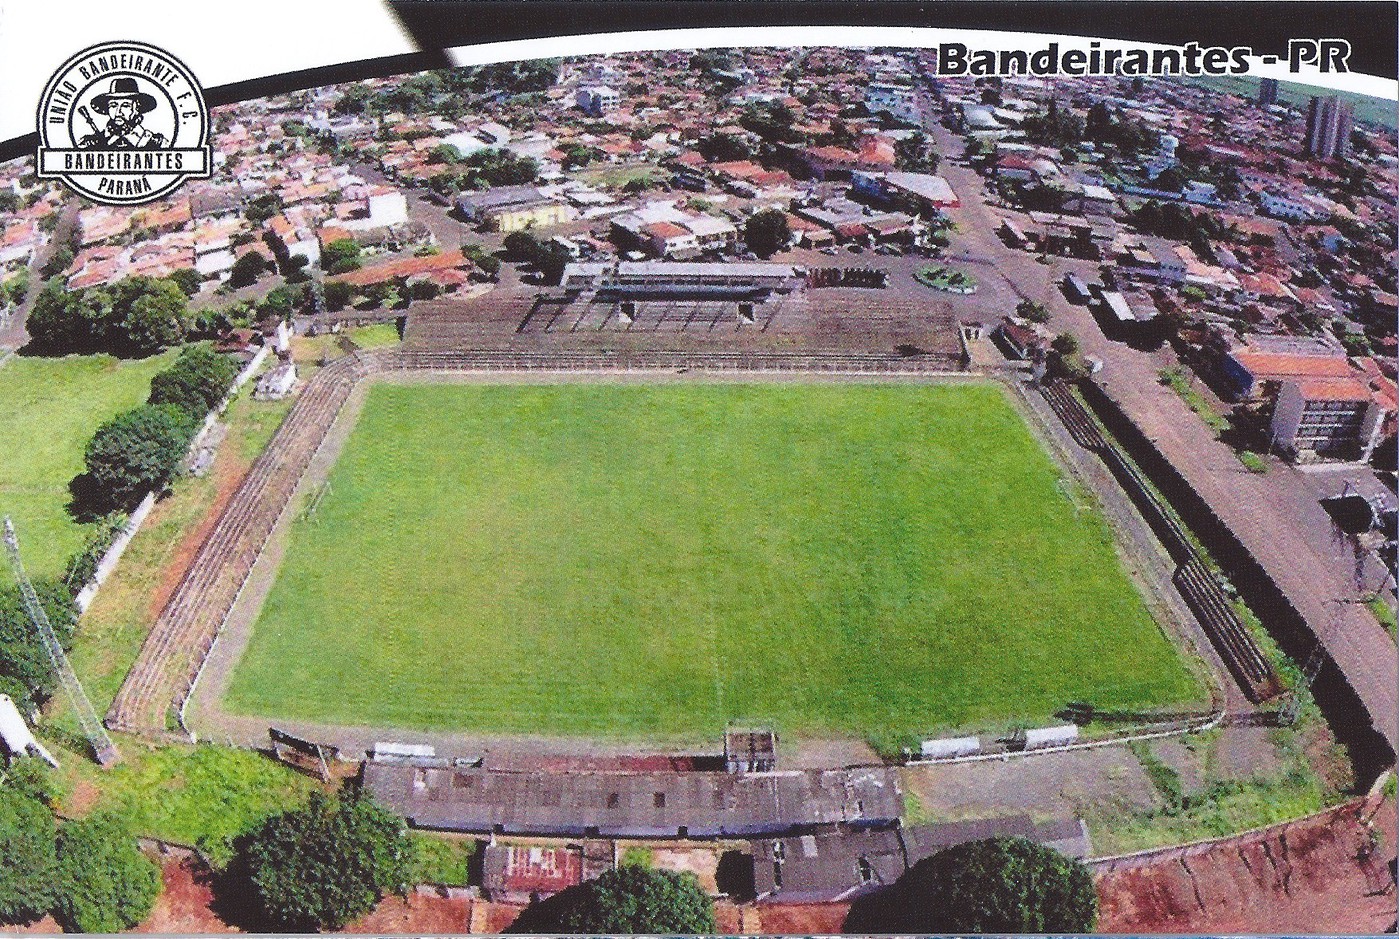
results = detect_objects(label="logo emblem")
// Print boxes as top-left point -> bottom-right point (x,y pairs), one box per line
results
36,41 -> 211,205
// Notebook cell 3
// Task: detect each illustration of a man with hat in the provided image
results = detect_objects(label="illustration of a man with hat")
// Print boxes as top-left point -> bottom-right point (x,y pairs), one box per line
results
78,77 -> 167,149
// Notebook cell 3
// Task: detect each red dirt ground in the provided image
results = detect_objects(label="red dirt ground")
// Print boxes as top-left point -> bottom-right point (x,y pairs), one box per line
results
1096,795 -> 1397,934
345,890 -> 472,933
134,859 -> 235,934
146,453 -> 249,621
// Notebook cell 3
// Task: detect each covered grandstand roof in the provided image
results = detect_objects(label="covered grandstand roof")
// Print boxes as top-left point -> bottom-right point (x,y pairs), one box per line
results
363,763 -> 902,838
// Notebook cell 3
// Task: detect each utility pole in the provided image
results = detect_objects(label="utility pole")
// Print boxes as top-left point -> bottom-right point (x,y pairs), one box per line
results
3,518 -> 119,766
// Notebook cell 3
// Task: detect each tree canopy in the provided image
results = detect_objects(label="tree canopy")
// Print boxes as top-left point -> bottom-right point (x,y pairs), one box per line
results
53,815 -> 161,933
507,866 -> 716,935
82,404 -> 199,511
0,580 -> 78,710
147,344 -> 240,423
846,837 -> 1098,934
744,208 -> 791,259
0,788 -> 57,924
321,238 -> 363,276
26,275 -> 191,356
234,792 -> 412,931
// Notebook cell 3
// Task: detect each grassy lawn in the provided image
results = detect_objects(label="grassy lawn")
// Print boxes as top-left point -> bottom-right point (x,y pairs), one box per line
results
410,833 -> 480,886
291,323 -> 401,365
1089,706 -> 1347,854
914,265 -> 977,292
224,382 -> 1203,742
0,352 -> 175,584
576,163 -> 664,192
54,742 -> 323,867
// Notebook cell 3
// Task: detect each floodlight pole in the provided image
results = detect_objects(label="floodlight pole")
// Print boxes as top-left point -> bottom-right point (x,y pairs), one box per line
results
3,517 -> 120,767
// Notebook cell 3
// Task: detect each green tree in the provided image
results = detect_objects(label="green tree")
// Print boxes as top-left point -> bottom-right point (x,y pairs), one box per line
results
166,268 -> 202,297
0,580 -> 77,708
2,270 -> 31,306
321,239 -> 363,275
502,229 -> 542,262
147,344 -> 239,421
696,133 -> 751,163
1051,332 -> 1080,356
259,282 -> 308,319
244,193 -> 282,226
52,815 -> 161,933
744,208 -> 791,259
536,241 -> 572,286
427,143 -> 464,165
83,404 -> 198,510
323,279 -> 354,311
1016,299 -> 1051,323
228,251 -> 268,288
849,837 -> 1097,933
0,788 -> 57,923
895,132 -> 940,173
507,866 -> 715,934
39,246 -> 74,280
235,792 -> 412,931
120,280 -> 189,354
462,244 -> 500,280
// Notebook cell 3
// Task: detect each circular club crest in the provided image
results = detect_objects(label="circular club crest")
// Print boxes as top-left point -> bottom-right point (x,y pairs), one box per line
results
36,41 -> 211,205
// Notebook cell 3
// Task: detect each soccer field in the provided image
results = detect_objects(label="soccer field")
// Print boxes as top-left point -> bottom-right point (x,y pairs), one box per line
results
223,382 -> 1204,742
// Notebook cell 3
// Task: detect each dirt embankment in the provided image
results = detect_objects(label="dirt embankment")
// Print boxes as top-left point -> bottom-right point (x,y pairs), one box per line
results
1096,795 -> 1396,935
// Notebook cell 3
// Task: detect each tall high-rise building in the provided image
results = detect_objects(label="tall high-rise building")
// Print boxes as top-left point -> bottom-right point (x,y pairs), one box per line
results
1257,77 -> 1279,108
1305,95 -> 1354,159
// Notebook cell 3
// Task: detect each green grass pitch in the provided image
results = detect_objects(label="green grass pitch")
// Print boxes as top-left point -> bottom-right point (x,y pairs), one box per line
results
224,382 -> 1205,741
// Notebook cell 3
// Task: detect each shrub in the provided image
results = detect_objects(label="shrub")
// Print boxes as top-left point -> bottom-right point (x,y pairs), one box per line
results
52,814 -> 161,933
235,792 -> 412,931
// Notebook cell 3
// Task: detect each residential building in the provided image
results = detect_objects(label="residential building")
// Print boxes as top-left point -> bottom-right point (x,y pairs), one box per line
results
1305,95 -> 1354,160
864,82 -> 920,123
609,201 -> 737,257
455,186 -> 578,232
1271,377 -> 1392,462
1259,190 -> 1321,222
576,85 -> 620,117
1222,337 -> 1355,399
1257,77 -> 1280,109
